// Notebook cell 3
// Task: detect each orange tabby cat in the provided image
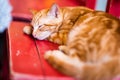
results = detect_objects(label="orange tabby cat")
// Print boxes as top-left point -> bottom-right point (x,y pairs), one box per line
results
23,4 -> 120,80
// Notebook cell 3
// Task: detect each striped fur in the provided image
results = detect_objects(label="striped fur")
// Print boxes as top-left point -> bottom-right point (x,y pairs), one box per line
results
25,4 -> 120,80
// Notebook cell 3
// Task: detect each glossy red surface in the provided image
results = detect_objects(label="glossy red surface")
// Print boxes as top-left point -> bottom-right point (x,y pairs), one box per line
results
7,22 -> 43,79
7,21 -> 75,80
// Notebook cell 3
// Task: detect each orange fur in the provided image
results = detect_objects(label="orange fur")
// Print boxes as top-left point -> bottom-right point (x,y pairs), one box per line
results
23,4 -> 120,80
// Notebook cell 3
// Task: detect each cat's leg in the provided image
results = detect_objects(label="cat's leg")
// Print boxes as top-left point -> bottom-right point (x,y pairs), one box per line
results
44,50 -> 84,78
58,45 -> 78,57
58,45 -> 69,54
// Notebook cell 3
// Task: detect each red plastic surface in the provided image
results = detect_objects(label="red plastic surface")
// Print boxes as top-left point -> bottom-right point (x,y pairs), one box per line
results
7,22 -> 44,79
7,21 -> 75,80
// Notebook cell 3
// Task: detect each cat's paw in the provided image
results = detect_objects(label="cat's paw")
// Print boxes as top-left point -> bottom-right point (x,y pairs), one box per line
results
59,45 -> 66,50
44,50 -> 84,77
58,45 -> 71,55
23,25 -> 33,35
44,50 -> 63,60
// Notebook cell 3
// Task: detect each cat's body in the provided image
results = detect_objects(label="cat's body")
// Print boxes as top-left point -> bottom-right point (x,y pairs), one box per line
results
23,4 -> 120,80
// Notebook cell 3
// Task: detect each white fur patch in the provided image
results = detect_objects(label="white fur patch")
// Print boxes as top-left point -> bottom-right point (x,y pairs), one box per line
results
35,31 -> 52,40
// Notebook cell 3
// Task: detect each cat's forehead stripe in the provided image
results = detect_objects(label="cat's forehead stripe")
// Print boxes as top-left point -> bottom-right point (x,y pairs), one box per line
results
35,14 -> 41,23
33,12 -> 42,26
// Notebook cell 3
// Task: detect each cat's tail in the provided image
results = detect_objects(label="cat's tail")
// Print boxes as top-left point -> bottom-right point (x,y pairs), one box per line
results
44,50 -> 120,80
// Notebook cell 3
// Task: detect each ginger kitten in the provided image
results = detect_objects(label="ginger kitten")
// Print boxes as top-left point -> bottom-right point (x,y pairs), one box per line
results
23,4 -> 120,80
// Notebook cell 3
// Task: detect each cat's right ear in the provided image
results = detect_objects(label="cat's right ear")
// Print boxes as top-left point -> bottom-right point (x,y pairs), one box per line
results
47,3 -> 60,18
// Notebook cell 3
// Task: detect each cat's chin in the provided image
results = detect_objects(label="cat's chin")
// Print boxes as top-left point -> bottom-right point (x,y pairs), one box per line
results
33,31 -> 52,40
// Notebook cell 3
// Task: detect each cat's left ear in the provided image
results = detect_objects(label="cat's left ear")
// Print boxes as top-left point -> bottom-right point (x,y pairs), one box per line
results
47,3 -> 60,18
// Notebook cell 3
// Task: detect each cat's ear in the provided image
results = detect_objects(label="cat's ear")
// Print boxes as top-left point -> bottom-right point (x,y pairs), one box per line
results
47,3 -> 60,18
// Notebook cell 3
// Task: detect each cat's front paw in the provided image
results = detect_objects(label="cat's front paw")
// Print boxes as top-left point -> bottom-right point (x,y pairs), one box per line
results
23,25 -> 33,35
44,50 -> 62,60
58,45 -> 69,54
44,50 -> 84,78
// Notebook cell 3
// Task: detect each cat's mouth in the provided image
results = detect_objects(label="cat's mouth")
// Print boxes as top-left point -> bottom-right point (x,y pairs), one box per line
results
33,31 -> 52,40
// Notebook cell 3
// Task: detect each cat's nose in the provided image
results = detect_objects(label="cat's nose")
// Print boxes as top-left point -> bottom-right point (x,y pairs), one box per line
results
32,32 -> 37,38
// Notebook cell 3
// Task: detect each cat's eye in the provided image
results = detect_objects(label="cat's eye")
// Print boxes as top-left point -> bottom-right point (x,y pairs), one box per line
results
38,24 -> 55,31
38,25 -> 42,28
38,25 -> 43,31
38,25 -> 48,31
44,24 -> 55,26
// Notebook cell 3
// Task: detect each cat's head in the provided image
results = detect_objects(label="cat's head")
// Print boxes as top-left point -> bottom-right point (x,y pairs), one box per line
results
31,4 -> 63,40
